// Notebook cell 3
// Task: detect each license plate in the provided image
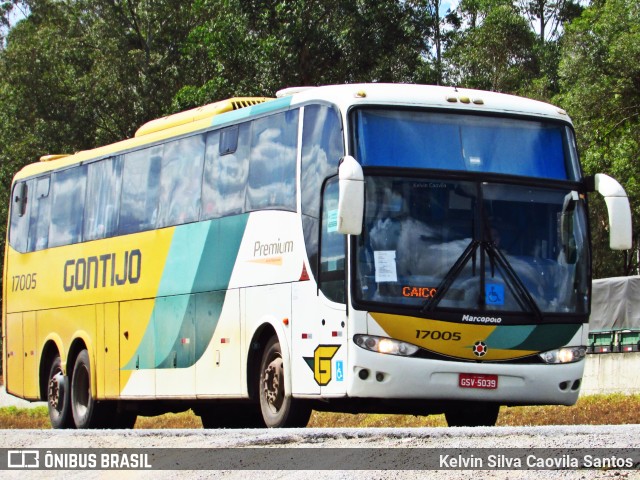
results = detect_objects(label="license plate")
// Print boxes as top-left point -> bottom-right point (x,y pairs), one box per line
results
459,373 -> 498,389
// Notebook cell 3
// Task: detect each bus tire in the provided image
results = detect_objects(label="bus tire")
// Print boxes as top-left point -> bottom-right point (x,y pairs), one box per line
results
258,336 -> 311,428
47,355 -> 74,429
445,402 -> 500,427
70,349 -> 107,429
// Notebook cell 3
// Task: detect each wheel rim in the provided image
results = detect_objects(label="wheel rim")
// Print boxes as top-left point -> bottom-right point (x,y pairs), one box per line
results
48,370 -> 63,413
73,364 -> 90,420
263,355 -> 284,414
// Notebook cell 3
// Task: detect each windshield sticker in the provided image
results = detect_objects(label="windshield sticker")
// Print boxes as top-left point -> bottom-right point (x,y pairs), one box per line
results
485,283 -> 505,306
374,250 -> 397,283
327,210 -> 338,233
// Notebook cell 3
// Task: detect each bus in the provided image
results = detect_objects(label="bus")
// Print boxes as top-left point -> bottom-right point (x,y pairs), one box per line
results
3,84 -> 632,428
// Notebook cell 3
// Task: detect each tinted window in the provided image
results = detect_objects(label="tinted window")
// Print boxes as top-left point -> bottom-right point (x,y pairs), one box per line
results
119,146 -> 162,234
202,123 -> 250,219
355,110 -> 574,180
320,178 -> 345,303
49,166 -> 87,248
301,104 -> 344,280
301,105 -> 343,218
28,176 -> 51,251
219,125 -> 239,155
9,180 -> 31,253
157,135 -> 205,227
246,110 -> 298,211
84,157 -> 122,241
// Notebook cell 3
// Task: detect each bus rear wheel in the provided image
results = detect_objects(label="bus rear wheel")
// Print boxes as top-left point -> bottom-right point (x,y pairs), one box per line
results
47,355 -> 74,429
445,402 -> 500,427
70,349 -> 108,428
258,336 -> 311,428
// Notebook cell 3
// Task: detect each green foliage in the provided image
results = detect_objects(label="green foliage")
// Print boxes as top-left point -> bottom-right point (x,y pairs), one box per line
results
446,3 -> 537,92
174,0 -> 430,108
557,0 -> 640,277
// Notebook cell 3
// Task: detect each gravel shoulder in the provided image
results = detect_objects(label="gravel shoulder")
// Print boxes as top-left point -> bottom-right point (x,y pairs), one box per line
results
1,387 -> 638,480
0,425 -> 638,480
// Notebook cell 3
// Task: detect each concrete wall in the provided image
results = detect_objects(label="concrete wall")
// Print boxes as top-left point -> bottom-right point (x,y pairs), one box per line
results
580,352 -> 640,396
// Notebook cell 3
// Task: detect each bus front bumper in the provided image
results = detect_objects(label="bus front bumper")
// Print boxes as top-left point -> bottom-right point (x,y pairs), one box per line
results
347,347 -> 585,406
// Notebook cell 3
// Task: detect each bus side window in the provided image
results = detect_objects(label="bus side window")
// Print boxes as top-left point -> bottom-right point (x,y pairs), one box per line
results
157,134 -> 205,228
9,180 -> 31,253
27,176 -> 51,251
49,166 -> 87,248
119,146 -> 162,235
202,123 -> 250,219
301,104 -> 344,281
84,156 -> 122,241
246,109 -> 298,212
319,178 -> 345,303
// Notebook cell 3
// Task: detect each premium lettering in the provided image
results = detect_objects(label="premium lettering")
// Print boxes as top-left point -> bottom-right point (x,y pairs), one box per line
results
253,239 -> 294,257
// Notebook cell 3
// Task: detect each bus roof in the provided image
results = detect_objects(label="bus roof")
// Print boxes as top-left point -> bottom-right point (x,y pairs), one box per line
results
282,84 -> 570,122
13,84 -> 571,181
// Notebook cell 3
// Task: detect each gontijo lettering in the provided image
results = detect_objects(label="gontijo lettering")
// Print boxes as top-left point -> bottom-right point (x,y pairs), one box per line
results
63,249 -> 142,292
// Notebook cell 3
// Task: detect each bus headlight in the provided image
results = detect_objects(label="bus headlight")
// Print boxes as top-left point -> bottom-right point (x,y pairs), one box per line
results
539,346 -> 586,364
354,335 -> 419,356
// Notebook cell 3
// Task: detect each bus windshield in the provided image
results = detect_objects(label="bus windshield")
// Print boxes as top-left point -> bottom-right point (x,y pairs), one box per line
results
354,176 -> 589,318
354,109 -> 580,181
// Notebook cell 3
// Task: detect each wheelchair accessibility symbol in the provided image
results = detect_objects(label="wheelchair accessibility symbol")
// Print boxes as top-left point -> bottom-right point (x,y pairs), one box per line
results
336,361 -> 344,382
485,284 -> 505,306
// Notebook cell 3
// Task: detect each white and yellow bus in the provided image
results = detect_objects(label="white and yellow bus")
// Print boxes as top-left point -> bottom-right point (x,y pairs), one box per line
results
3,84 -> 632,428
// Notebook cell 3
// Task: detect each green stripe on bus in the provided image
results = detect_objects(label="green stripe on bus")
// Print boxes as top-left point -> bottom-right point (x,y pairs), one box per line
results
485,323 -> 581,352
211,96 -> 293,127
123,215 -> 248,370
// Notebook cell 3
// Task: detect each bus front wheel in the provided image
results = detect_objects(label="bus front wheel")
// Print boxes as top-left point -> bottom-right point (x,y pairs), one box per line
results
47,355 -> 74,429
258,336 -> 311,428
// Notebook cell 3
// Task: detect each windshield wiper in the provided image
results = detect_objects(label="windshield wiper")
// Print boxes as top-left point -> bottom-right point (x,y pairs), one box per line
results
484,242 -> 544,323
420,239 -> 544,323
421,240 -> 479,314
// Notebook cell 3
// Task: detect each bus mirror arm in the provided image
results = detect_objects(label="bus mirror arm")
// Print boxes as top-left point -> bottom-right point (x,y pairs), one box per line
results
337,155 -> 365,235
588,173 -> 633,250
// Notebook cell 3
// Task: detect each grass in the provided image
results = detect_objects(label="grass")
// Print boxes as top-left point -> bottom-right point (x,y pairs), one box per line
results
0,394 -> 638,429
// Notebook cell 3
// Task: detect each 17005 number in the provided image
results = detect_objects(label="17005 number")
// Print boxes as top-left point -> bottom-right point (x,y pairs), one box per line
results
12,273 -> 37,292
415,330 -> 461,341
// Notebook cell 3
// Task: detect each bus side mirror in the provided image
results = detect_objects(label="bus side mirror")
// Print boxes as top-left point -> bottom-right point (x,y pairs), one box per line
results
337,155 -> 364,235
593,173 -> 633,250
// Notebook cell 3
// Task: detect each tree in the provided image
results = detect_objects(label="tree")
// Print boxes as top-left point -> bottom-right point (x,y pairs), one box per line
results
174,0 -> 431,109
446,3 -> 537,92
557,0 -> 640,277
0,0 -> 202,363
